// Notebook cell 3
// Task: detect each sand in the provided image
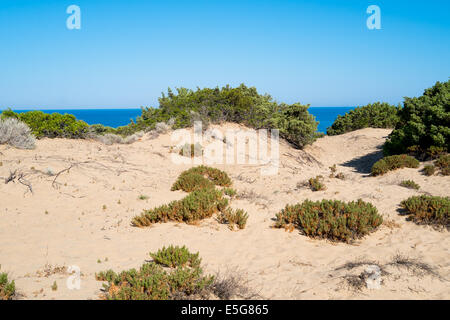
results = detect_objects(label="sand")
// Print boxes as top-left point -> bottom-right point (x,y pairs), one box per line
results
0,124 -> 448,300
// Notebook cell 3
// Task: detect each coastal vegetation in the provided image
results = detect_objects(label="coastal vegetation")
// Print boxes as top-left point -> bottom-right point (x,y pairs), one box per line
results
371,154 -> 420,176
400,195 -> 449,228
327,102 -> 400,135
274,199 -> 383,242
0,273 -> 15,300
133,166 -> 248,230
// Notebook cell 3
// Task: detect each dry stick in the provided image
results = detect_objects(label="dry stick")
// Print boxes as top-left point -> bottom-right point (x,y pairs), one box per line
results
17,172 -> 33,194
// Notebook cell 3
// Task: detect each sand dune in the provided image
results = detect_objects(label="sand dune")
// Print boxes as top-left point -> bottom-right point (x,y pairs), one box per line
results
0,125 -> 448,300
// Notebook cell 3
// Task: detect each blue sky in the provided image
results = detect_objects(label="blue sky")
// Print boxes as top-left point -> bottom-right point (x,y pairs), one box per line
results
0,0 -> 449,109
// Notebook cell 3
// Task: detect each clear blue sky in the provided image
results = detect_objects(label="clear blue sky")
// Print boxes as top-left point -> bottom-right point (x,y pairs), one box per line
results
0,0 -> 449,109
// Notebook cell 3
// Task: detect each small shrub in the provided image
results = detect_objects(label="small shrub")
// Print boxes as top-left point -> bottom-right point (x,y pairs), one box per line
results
0,118 -> 36,149
178,143 -> 203,158
400,195 -> 449,227
399,180 -> 420,190
434,154 -> 449,176
423,164 -> 436,176
171,166 -> 232,192
51,281 -> 58,291
274,199 -> 383,242
149,245 -> 201,268
308,176 -> 326,191
371,154 -> 420,176
96,246 -> 214,300
132,188 -> 227,227
217,208 -> 249,230
138,195 -> 149,200
0,273 -> 15,300
335,172 -> 345,180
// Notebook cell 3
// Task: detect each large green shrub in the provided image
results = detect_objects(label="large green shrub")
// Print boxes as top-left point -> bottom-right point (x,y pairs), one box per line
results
96,246 -> 214,300
327,102 -> 400,135
1,109 -> 89,139
383,80 -> 450,156
371,154 -> 420,176
133,84 -> 319,148
274,199 -> 383,242
400,195 -> 449,227
0,273 -> 15,300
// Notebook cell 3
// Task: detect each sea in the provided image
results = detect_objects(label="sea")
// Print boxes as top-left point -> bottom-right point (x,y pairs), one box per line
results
10,107 -> 355,134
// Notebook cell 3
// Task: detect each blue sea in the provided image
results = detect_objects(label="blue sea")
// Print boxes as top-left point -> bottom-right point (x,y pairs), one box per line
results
10,107 -> 355,134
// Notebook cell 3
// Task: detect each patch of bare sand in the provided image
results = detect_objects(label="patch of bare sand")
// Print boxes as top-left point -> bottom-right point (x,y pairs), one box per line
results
0,125 -> 448,299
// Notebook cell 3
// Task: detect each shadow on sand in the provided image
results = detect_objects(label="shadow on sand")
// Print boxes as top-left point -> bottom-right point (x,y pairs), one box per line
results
341,147 -> 384,175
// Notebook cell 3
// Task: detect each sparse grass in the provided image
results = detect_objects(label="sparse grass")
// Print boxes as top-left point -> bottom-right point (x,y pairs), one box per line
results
400,195 -> 449,228
371,154 -> 420,176
217,208 -> 249,230
0,272 -> 15,300
399,180 -> 420,190
274,199 -> 383,242
423,164 -> 436,176
138,194 -> 149,200
434,154 -> 449,175
132,188 -> 228,227
211,268 -> 258,300
308,176 -> 326,191
96,246 -> 214,300
51,281 -> 58,291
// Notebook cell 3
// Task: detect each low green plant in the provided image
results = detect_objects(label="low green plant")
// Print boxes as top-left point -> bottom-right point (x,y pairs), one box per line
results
223,187 -> 237,198
399,180 -> 420,190
423,164 -> 436,176
274,199 -> 383,242
308,176 -> 326,191
400,195 -> 449,227
132,188 -> 228,227
138,195 -> 149,200
434,154 -> 449,176
171,166 -> 232,192
371,154 -> 420,176
149,245 -> 201,268
217,208 -> 249,230
96,246 -> 214,300
179,143 -> 203,158
0,273 -> 15,300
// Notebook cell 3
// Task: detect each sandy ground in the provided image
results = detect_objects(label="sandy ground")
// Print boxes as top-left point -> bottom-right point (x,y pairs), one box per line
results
0,124 -> 449,300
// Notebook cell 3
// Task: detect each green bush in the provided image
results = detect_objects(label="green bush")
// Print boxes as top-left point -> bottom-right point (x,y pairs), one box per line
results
423,164 -> 436,176
327,102 -> 400,135
0,273 -> 15,300
274,199 -> 383,242
383,80 -> 450,156
96,246 -> 214,300
223,187 -> 237,198
127,84 -> 319,148
149,245 -> 201,268
217,208 -> 249,230
400,195 -> 449,227
0,109 -> 89,139
132,188 -> 228,227
171,166 -> 232,192
308,176 -> 326,191
434,154 -> 450,175
371,154 -> 420,176
399,180 -> 420,190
